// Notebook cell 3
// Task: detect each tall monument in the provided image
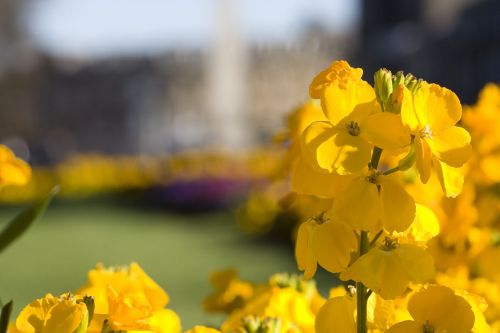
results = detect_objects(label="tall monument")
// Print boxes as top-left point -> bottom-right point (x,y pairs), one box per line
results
206,0 -> 251,150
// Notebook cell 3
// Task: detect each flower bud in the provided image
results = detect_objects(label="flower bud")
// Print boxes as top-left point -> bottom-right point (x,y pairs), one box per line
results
374,68 -> 394,109
240,316 -> 283,333
398,143 -> 416,171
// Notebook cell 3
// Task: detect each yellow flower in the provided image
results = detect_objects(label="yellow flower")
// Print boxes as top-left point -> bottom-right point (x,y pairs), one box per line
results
331,171 -> 415,233
295,213 -> 357,279
302,61 -> 410,175
77,262 -> 169,314
339,238 -> 435,300
386,285 -> 475,333
184,326 -> 221,333
0,145 -> 31,187
221,286 -> 315,333
15,293 -> 88,333
315,297 -> 356,333
203,268 -> 254,314
106,286 -> 153,331
400,82 -> 471,195
130,309 -> 182,333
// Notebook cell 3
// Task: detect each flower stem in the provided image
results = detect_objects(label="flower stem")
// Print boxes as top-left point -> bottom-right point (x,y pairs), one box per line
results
357,231 -> 369,333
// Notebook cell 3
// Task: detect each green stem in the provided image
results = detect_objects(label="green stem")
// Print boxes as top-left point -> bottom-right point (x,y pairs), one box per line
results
382,166 -> 399,175
357,231 -> 370,333
357,147 -> 383,333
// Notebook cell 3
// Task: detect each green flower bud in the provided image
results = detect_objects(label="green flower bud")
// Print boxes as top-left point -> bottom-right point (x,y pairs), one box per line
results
374,68 -> 394,109
398,142 -> 416,171
240,316 -> 283,333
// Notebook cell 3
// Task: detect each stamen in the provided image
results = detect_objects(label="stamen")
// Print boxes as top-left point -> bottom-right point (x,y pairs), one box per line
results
420,124 -> 432,138
423,320 -> 435,333
346,121 -> 360,136
381,237 -> 399,251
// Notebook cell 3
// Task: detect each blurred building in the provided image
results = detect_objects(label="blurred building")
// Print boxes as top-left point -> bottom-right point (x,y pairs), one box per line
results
1,0 -> 497,163
354,0 -> 499,104
0,1 -> 352,163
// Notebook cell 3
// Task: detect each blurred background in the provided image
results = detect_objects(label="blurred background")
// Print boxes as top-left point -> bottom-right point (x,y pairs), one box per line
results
0,0 -> 499,328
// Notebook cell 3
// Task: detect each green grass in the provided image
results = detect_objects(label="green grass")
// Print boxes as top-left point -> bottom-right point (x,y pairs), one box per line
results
0,200 -> 298,329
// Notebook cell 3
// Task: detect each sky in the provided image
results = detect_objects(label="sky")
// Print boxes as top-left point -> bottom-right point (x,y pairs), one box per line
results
25,0 -> 359,59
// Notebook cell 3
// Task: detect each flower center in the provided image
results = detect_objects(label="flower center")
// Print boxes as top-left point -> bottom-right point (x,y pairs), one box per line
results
312,211 -> 329,225
365,170 -> 380,184
346,121 -> 360,136
422,320 -> 435,333
381,237 -> 399,251
419,124 -> 432,139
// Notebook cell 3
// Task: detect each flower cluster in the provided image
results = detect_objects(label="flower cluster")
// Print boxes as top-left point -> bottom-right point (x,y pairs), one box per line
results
7,263 -> 182,333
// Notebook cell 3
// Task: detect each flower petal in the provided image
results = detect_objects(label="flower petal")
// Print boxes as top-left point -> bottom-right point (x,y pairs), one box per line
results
433,157 -> 465,198
426,126 -> 472,167
360,112 -> 411,150
425,83 -> 462,133
408,286 -> 474,332
295,220 -> 318,279
291,157 -> 353,198
314,221 -> 357,273
385,321 -> 422,333
315,297 -> 356,333
331,177 -> 381,232
414,136 -> 432,183
321,80 -> 375,125
332,132 -> 372,175
379,176 -> 416,232
301,121 -> 340,173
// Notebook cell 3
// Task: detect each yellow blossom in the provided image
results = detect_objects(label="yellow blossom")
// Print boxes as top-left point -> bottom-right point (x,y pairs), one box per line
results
77,262 -> 168,314
315,297 -> 356,333
340,238 -> 434,299
400,82 -> 471,195
302,61 -> 410,175
185,326 -> 221,333
203,269 -> 254,314
0,145 -> 31,187
331,171 -> 415,233
15,293 -> 88,333
295,213 -> 357,279
221,285 -> 315,333
386,285 -> 475,333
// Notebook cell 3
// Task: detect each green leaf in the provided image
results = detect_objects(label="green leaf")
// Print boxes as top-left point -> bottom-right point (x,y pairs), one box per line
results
0,300 -> 13,333
0,186 -> 59,255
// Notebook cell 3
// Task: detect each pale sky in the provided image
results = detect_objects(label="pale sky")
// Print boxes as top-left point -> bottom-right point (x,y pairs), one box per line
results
25,0 -> 359,58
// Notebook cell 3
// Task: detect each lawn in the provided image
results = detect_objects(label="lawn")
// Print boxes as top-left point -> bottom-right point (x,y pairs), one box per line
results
0,199 -> 300,329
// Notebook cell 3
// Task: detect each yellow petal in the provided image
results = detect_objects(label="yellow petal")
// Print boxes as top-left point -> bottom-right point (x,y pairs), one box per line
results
16,294 -> 87,333
400,87 -> 422,131
340,245 -> 434,300
408,285 -> 474,332
360,112 -> 411,150
321,80 -> 375,125
425,83 -> 462,133
385,321 -> 422,333
332,131 -> 372,175
433,157 -> 465,198
295,220 -> 318,279
405,204 -> 440,244
301,121 -> 339,173
414,136 -> 432,183
426,126 -> 472,167
331,177 -> 381,232
379,176 -> 415,232
309,60 -> 363,99
315,297 -> 356,333
313,221 -> 357,273
184,326 -> 220,333
291,157 -> 352,198
0,145 -> 31,187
